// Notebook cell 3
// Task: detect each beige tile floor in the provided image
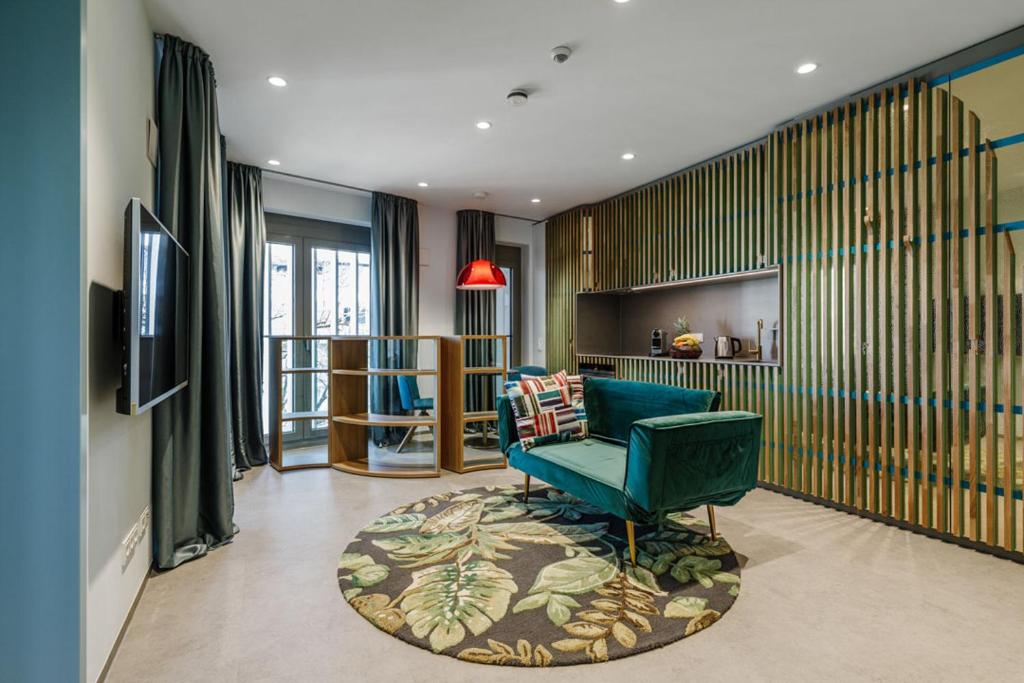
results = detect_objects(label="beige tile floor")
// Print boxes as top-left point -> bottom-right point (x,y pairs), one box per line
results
106,465 -> 1024,682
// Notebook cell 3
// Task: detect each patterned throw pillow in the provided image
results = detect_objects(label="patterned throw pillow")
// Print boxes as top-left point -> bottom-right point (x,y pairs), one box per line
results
504,372 -> 588,451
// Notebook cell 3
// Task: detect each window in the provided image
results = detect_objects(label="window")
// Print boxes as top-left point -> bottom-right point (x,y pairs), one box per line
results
261,214 -> 371,444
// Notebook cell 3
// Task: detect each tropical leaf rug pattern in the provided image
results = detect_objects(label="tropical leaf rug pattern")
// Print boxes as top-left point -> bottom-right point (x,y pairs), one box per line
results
338,484 -> 741,666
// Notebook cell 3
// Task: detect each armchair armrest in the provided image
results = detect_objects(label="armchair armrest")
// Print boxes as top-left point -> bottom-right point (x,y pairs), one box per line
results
497,396 -> 520,454
624,410 -> 762,514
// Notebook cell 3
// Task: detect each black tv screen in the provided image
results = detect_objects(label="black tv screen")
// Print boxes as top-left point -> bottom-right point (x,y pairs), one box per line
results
116,198 -> 189,415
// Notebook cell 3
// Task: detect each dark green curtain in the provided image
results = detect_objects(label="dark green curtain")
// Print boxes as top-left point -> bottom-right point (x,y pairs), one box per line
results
455,209 -> 496,412
152,35 -> 235,570
370,192 -> 419,443
226,162 -> 268,471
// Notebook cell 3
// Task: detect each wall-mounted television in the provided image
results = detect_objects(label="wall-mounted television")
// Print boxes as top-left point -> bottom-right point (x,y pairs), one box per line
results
116,198 -> 190,415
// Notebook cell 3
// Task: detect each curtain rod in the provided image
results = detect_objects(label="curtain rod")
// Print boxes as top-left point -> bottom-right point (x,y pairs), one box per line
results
261,168 -> 540,224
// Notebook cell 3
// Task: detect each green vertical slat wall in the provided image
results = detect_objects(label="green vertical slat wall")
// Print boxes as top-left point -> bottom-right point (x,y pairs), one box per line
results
545,79 -> 1023,556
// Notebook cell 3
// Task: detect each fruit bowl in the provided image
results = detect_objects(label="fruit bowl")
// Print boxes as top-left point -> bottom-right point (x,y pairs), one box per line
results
670,345 -> 702,359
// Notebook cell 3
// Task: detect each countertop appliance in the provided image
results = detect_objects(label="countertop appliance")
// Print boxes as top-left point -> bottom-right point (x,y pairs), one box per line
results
714,336 -> 741,359
650,328 -> 664,356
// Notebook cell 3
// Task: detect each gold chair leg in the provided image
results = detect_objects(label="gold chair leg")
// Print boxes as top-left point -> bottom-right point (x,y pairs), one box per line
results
707,504 -> 717,541
625,520 -> 637,567
523,474 -> 531,502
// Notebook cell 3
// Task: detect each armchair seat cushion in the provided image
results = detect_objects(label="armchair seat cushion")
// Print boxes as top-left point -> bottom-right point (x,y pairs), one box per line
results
507,438 -> 629,519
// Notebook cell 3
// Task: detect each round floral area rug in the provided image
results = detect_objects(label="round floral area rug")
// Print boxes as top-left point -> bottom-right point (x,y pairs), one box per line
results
337,484 -> 741,666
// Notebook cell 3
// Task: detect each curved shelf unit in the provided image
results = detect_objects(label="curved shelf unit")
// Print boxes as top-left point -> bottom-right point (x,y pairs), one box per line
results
332,368 -> 437,377
464,366 -> 504,375
333,413 -> 435,427
329,335 -> 441,478
268,335 -> 336,473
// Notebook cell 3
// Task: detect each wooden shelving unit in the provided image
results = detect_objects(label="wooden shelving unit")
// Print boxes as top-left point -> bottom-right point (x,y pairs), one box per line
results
268,336 -> 334,472
439,335 -> 509,474
329,336 -> 441,478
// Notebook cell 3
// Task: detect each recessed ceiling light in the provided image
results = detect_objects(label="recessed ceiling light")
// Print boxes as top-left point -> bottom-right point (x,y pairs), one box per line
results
531,198 -> 541,203
795,62 -> 818,75
417,181 -> 429,188
902,102 -> 909,111
614,0 -> 631,3
475,120 -> 492,130
473,191 -> 489,199
267,159 -> 281,166
621,152 -> 636,161
267,76 -> 287,87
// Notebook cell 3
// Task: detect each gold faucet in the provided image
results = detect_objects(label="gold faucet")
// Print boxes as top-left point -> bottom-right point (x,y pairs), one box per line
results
748,319 -> 764,361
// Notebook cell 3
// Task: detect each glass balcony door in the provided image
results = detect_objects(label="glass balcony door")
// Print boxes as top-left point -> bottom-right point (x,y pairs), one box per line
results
262,214 -> 371,448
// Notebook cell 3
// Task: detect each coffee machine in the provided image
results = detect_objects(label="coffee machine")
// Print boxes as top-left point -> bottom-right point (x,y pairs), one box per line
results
650,328 -> 665,356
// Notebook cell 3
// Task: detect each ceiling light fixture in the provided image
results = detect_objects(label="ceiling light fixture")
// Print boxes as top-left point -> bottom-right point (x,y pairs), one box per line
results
621,152 -> 636,160
531,198 -> 541,204
267,159 -> 281,166
903,103 -> 909,111
267,76 -> 288,87
417,181 -> 429,188
476,120 -> 492,130
614,0 -> 631,3
456,259 -> 507,291
795,62 -> 818,75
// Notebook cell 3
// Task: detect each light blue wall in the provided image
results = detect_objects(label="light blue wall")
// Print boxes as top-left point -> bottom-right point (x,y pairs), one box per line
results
0,1 -> 84,681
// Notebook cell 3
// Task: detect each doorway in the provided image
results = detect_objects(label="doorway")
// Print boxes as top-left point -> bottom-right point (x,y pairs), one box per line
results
495,244 -> 522,368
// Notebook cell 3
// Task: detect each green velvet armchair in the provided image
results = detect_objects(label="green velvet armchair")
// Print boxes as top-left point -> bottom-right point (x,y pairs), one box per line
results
498,376 -> 763,565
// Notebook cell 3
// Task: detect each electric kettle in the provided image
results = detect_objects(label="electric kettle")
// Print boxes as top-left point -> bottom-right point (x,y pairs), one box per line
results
714,336 -> 741,359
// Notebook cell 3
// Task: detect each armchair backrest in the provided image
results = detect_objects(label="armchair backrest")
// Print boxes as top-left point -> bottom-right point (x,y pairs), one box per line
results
396,375 -> 420,411
584,377 -> 721,445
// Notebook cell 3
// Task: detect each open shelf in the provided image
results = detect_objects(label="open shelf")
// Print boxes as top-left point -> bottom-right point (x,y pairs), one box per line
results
464,366 -> 505,375
332,368 -> 437,377
463,410 -> 497,423
268,336 -> 335,473
333,412 -> 436,427
331,460 -> 440,479
329,336 -> 441,478
282,411 -> 328,421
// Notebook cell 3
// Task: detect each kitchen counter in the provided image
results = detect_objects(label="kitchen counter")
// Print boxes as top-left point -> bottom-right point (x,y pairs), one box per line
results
577,353 -> 781,368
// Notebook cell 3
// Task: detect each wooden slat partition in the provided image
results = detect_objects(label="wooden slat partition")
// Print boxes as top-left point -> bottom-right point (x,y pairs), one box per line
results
547,78 -> 1023,557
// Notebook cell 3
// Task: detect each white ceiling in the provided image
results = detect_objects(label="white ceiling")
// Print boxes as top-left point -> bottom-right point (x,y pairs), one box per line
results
144,0 -> 1024,220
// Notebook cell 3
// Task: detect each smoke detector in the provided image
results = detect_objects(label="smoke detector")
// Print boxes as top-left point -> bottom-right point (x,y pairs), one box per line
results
507,89 -> 528,106
551,45 -> 572,64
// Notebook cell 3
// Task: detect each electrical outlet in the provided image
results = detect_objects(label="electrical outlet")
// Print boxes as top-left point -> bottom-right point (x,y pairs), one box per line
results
121,506 -> 150,570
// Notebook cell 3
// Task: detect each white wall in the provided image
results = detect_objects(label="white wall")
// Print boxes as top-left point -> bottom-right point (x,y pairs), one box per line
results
84,0 -> 155,680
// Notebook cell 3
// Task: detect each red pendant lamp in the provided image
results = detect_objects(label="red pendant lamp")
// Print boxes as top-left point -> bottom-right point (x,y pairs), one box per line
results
456,259 -> 506,290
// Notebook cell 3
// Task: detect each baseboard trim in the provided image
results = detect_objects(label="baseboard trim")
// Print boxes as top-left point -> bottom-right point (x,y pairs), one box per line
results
96,567 -> 151,683
756,482 -> 1024,565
